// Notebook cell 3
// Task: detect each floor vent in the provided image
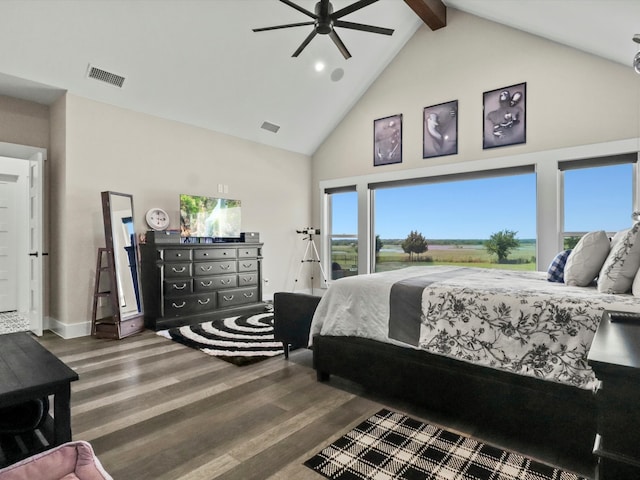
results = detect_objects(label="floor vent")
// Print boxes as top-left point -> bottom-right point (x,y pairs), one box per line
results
87,64 -> 125,88
261,121 -> 280,134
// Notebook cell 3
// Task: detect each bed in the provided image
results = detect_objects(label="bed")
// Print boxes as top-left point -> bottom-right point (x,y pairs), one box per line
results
309,265 -> 640,461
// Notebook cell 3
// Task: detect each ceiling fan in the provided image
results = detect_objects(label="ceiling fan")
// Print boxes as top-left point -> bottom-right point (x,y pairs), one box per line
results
253,0 -> 394,59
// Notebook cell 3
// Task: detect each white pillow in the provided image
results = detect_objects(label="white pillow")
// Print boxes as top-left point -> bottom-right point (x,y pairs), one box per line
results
564,230 -> 610,287
598,224 -> 640,293
632,267 -> 640,297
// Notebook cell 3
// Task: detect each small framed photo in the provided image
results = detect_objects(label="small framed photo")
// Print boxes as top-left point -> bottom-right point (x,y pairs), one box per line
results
483,82 -> 526,149
423,100 -> 458,159
374,114 -> 402,166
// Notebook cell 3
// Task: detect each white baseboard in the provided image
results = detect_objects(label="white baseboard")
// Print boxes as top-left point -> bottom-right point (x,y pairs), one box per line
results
46,316 -> 92,339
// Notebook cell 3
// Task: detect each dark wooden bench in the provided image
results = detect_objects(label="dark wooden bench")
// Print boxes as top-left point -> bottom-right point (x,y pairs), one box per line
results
273,292 -> 321,359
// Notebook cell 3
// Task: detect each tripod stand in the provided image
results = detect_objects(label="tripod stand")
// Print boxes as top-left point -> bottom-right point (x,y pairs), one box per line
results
293,230 -> 328,294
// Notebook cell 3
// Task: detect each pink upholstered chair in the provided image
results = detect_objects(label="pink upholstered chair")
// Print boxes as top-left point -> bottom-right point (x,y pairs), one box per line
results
0,441 -> 112,480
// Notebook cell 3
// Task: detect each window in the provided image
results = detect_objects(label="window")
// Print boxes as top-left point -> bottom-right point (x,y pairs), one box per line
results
327,189 -> 358,280
562,160 -> 634,248
372,169 -> 536,272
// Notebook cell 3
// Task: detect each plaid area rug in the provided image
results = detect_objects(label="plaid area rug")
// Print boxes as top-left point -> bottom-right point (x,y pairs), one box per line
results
157,312 -> 283,366
305,409 -> 586,480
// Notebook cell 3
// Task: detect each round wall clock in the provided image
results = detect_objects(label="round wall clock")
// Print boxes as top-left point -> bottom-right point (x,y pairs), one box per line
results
145,208 -> 170,231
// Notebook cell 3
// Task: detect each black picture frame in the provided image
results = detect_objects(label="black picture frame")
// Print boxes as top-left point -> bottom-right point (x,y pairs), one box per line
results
483,82 -> 526,149
374,114 -> 402,166
423,100 -> 458,159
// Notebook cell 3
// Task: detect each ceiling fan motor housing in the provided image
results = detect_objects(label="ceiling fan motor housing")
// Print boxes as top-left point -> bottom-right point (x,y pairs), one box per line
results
315,1 -> 333,34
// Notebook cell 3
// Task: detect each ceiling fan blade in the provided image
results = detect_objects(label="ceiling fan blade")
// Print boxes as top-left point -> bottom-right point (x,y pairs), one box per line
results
279,0 -> 317,19
334,20 -> 394,35
292,30 -> 318,57
329,30 -> 351,60
332,0 -> 379,20
253,21 -> 314,33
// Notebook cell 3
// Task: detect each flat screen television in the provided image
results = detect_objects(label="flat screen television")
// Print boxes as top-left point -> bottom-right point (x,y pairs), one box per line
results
179,194 -> 241,238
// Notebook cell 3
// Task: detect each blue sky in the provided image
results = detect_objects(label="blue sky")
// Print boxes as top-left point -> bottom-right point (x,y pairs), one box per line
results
331,164 -> 633,240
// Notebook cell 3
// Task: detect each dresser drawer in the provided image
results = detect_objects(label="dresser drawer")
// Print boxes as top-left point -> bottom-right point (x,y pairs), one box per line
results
238,259 -> 258,272
217,287 -> 259,308
194,260 -> 236,276
192,293 -> 216,313
163,294 -> 216,317
163,249 -> 192,261
164,263 -> 192,278
194,248 -> 236,260
164,279 -> 193,295
238,273 -> 258,286
194,274 -> 237,291
238,247 -> 259,258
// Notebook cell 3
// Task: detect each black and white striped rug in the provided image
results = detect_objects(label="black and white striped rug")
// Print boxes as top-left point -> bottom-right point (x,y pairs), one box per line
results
157,313 -> 283,366
305,409 -> 587,480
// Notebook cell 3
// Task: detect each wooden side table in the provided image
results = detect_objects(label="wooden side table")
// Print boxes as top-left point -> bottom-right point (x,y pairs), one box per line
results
0,332 -> 78,467
587,310 -> 640,479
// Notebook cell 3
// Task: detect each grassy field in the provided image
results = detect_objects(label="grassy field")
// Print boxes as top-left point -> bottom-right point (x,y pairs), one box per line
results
331,241 -> 537,273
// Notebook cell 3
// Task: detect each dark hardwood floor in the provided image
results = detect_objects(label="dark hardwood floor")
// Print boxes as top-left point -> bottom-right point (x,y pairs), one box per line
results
36,330 -> 595,479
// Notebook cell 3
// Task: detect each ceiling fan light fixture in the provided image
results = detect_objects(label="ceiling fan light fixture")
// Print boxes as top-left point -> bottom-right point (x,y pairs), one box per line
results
633,35 -> 640,74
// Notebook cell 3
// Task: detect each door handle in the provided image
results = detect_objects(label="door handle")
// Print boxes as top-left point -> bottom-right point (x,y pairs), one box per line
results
29,252 -> 39,257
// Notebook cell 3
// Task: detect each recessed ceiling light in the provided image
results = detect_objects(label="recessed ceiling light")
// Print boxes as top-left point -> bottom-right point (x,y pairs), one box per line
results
314,61 -> 325,72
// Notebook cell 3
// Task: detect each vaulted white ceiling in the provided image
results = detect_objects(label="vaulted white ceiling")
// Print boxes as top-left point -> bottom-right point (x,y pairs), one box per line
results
0,0 -> 638,156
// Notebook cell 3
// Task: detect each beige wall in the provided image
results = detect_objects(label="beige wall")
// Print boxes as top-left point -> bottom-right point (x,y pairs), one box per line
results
312,9 -> 640,194
1,92 -> 311,336
48,94 -> 311,334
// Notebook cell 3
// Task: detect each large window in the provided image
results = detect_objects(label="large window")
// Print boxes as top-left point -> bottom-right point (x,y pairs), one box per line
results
562,160 -> 634,247
327,189 -> 358,280
372,170 -> 536,272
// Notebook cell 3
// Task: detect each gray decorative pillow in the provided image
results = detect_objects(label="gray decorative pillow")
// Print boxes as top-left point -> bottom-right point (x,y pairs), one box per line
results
564,230 -> 610,287
598,224 -> 640,294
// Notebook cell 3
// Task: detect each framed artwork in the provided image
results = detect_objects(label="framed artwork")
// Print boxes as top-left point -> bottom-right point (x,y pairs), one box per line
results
483,82 -> 526,149
423,100 -> 458,159
374,114 -> 402,166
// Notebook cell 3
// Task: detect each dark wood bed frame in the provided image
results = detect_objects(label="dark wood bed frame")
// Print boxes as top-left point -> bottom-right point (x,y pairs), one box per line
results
312,334 -> 597,463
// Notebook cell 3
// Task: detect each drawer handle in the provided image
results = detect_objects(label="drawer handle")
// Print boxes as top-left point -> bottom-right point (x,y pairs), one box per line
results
243,276 -> 253,282
220,264 -> 231,270
172,266 -> 186,273
172,301 -> 186,309
203,252 -> 209,256
223,295 -> 234,301
242,263 -> 253,268
173,283 -> 187,290
176,253 -> 182,257
220,279 -> 231,285
198,298 -> 211,305
223,252 -> 228,255
243,292 -> 254,298
200,280 -> 213,287
200,265 -> 213,271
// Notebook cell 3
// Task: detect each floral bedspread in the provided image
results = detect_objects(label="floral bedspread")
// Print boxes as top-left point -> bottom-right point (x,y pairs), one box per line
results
310,266 -> 640,391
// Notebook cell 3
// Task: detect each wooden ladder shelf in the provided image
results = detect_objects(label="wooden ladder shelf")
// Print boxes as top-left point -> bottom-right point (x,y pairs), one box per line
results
91,248 -> 120,338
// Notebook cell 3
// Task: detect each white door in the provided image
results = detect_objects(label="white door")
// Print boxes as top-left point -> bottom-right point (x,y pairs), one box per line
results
27,153 -> 43,335
0,174 -> 18,311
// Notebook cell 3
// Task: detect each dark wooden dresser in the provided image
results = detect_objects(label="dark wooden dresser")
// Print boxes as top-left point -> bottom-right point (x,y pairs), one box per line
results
588,310 -> 640,479
140,242 -> 265,330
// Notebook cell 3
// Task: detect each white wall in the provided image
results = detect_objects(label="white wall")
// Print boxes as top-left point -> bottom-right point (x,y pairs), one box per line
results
311,9 -> 640,272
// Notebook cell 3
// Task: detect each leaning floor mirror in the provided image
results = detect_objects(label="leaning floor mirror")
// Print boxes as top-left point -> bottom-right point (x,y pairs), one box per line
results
96,191 -> 145,339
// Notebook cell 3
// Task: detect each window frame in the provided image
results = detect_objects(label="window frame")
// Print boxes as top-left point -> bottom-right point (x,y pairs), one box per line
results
318,139 -> 640,287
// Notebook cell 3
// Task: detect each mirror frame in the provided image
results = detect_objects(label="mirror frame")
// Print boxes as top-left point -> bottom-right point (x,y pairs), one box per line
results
101,191 -> 144,322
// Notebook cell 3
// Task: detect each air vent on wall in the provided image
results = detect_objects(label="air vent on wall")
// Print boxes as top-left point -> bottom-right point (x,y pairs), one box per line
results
86,64 -> 125,88
261,121 -> 280,134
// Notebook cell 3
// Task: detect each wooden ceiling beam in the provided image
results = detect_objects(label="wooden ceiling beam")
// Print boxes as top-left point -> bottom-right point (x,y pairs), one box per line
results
404,0 -> 447,30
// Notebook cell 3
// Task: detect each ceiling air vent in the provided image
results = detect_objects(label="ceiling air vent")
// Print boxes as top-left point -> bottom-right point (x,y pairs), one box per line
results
87,64 -> 125,88
261,121 -> 280,134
